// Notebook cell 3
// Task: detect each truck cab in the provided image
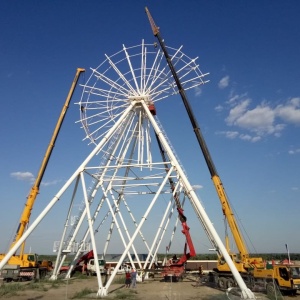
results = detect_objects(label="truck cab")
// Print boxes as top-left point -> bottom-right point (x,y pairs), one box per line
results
277,265 -> 300,293
87,258 -> 106,275
253,264 -> 300,295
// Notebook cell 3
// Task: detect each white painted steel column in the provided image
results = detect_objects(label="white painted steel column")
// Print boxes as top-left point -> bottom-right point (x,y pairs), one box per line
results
80,172 -> 104,293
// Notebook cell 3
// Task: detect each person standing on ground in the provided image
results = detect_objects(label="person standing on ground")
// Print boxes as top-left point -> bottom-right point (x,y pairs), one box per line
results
125,271 -> 131,288
199,265 -> 203,277
130,268 -> 137,288
82,259 -> 88,275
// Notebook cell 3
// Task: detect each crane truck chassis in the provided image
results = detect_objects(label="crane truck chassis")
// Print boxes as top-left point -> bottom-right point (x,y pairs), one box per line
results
0,256 -> 53,282
205,263 -> 300,295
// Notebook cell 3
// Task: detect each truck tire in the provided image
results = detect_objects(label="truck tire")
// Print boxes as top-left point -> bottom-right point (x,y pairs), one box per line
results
226,278 -> 235,288
266,282 -> 276,297
218,277 -> 227,289
40,269 -> 47,279
245,275 -> 255,290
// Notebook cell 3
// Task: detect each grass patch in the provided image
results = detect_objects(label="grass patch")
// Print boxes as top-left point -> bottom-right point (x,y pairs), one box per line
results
24,281 -> 49,291
49,280 -> 65,289
0,278 -> 71,298
72,272 -> 95,280
112,289 -> 138,299
71,287 -> 95,298
112,275 -> 126,284
0,283 -> 26,297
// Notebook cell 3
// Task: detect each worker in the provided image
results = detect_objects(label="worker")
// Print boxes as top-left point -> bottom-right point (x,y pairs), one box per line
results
141,268 -> 145,282
125,271 -> 131,288
199,265 -> 203,277
82,259 -> 88,275
130,268 -> 137,288
172,254 -> 178,263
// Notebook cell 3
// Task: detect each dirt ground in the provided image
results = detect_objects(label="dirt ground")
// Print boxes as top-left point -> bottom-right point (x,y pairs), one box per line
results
1,274 -> 300,300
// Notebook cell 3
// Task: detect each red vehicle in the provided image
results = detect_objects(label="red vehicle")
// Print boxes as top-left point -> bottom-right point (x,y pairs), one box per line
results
59,250 -> 94,274
162,207 -> 196,281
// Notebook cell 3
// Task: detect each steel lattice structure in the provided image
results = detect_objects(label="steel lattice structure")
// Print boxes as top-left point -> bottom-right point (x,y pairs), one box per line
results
0,41 -> 250,298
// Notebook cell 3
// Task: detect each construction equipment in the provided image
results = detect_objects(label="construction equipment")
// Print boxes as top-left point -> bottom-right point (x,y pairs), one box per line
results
145,6 -> 300,296
0,68 -> 85,281
86,258 -> 107,276
154,130 -> 196,281
251,263 -> 300,296
59,250 -> 94,275
161,207 -> 196,281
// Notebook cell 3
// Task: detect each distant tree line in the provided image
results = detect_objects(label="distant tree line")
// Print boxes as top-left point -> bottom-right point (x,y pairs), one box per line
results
157,253 -> 300,261
39,253 -> 300,262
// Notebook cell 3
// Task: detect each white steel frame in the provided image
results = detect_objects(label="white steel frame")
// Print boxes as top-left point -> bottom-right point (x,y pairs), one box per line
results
0,41 -> 255,299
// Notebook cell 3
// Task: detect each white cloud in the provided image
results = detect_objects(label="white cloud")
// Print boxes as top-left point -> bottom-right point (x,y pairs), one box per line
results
223,94 -> 300,140
10,171 -> 60,186
41,180 -> 62,187
215,105 -> 223,112
251,136 -> 262,142
288,148 -> 300,155
192,184 -> 203,190
218,75 -> 229,89
239,134 -> 252,141
225,99 -> 251,125
239,134 -> 261,143
215,81 -> 299,142
227,91 -> 248,104
11,171 -> 35,182
194,86 -> 202,97
275,97 -> 300,124
224,131 -> 239,139
290,97 -> 300,106
217,131 -> 261,142
233,105 -> 277,135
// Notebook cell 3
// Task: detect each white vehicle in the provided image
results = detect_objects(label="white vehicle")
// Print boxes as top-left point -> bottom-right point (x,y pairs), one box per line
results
87,259 -> 106,275
116,264 -> 131,274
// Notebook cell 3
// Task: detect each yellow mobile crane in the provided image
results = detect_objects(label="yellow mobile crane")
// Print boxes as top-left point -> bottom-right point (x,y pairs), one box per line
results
145,7 -> 300,296
0,68 -> 85,281
145,5 -> 264,273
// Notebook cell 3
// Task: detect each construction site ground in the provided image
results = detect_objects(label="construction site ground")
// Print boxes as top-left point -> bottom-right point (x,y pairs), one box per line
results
1,274 -> 299,300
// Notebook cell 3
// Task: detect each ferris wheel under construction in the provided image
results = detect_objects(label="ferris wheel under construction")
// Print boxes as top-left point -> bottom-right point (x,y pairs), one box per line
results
0,7 -> 257,299
49,39 -> 216,296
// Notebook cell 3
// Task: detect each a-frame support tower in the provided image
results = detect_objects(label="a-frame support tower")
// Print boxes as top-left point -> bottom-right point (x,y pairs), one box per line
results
0,40 -> 255,298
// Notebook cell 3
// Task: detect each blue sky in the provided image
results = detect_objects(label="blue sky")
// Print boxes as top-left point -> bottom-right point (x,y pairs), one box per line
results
0,1 -> 299,255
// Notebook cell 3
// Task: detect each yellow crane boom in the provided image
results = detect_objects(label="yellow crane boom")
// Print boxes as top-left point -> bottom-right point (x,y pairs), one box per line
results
145,7 -> 263,271
145,8 -> 300,296
11,68 -> 85,257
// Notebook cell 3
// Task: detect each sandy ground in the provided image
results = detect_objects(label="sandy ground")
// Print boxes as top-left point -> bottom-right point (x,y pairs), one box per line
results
1,274 -> 299,300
